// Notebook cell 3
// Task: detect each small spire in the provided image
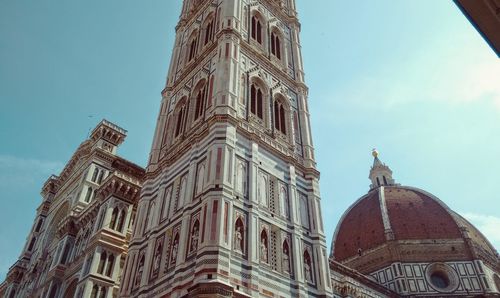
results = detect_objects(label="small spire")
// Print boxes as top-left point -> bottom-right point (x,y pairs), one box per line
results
369,149 -> 395,190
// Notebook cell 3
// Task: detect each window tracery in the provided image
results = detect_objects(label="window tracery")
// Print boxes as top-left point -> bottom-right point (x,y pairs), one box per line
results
251,15 -> 263,44
271,31 -> 281,59
250,83 -> 264,119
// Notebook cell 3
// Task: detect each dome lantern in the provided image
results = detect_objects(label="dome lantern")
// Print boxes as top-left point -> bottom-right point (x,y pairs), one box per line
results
369,149 -> 396,190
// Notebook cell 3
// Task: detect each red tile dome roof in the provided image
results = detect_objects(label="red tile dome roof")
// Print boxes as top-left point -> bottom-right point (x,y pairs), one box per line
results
332,186 -> 497,265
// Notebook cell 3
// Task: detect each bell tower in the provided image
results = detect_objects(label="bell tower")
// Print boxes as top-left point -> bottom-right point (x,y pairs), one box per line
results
121,0 -> 332,297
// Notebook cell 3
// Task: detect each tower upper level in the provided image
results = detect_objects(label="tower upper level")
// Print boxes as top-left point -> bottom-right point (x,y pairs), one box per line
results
149,0 -> 316,171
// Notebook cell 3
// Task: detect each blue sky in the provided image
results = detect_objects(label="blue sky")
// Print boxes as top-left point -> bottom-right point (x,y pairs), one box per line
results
1,0 -> 499,281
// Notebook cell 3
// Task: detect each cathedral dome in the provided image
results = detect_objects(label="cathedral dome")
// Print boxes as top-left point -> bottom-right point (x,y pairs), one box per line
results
330,152 -> 499,275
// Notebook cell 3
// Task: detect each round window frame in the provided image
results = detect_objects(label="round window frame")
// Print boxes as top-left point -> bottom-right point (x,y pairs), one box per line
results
425,263 -> 459,293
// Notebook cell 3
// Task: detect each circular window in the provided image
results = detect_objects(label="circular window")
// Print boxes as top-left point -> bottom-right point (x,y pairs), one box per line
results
425,263 -> 459,293
430,272 -> 450,289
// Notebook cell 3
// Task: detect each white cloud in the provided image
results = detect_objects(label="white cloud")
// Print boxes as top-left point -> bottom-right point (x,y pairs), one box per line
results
462,212 -> 500,250
321,33 -> 500,114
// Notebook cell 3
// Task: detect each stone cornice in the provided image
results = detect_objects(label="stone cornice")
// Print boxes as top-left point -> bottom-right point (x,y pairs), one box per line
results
147,114 -> 319,179
239,31 -> 308,93
97,171 -> 143,205
162,42 -> 218,97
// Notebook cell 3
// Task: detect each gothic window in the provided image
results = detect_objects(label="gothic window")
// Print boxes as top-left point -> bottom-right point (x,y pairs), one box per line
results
110,208 -> 119,230
258,173 -> 268,207
85,187 -> 93,202
60,242 -> 71,265
203,18 -> 214,45
97,169 -> 105,184
250,83 -> 264,119
117,209 -> 126,232
188,35 -> 198,62
282,240 -> 291,274
98,287 -> 106,298
189,220 -> 200,253
90,285 -> 98,298
91,168 -> 99,182
97,251 -> 107,274
27,237 -> 36,251
196,163 -> 205,195
271,32 -> 281,59
274,99 -> 287,135
303,250 -> 313,282
105,254 -> 114,277
376,177 -> 381,186
194,84 -> 206,121
35,218 -> 43,232
383,175 -> 388,185
260,229 -> 269,263
234,217 -> 245,254
174,98 -> 188,138
251,15 -> 263,44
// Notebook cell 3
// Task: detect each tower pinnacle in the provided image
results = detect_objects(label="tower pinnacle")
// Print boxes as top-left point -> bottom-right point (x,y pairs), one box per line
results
369,149 -> 396,189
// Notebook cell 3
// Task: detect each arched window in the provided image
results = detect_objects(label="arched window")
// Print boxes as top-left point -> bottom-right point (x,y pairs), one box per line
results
91,168 -> 99,182
174,100 -> 187,138
60,242 -> 71,265
97,251 -> 107,274
97,170 -> 105,184
250,84 -> 264,119
188,36 -> 198,61
194,85 -> 206,121
85,187 -> 93,202
274,99 -> 287,134
27,237 -> 36,251
204,19 -> 214,45
117,209 -> 126,232
251,15 -> 263,44
90,285 -> 98,298
35,218 -> 43,232
98,287 -> 106,298
271,32 -> 281,59
105,254 -> 114,277
110,208 -> 118,230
